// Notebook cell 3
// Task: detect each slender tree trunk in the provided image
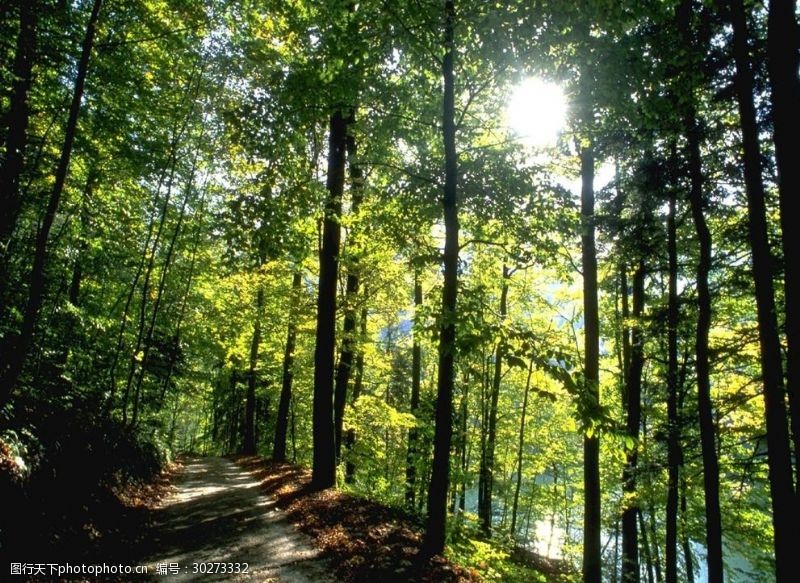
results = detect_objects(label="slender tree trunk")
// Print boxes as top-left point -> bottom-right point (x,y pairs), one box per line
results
674,4 -> 725,580
290,391 -> 298,462
122,144 -> 181,423
49,172 -> 95,390
767,0 -> 800,490
620,263 -> 631,388
131,154 -> 197,427
665,182 -> 680,583
421,0 -> 458,559
479,264 -> 509,535
334,111 -> 364,460
273,270 -> 302,462
242,287 -> 263,455
458,369 -> 469,513
622,262 -> 644,583
0,0 -> 102,409
648,499 -> 663,582
68,176 -> 94,309
680,473 -> 695,583
159,189 -> 207,404
0,0 -> 37,262
639,509 -> 655,583
406,273 -> 423,508
727,1 -> 797,578
581,140 -> 602,583
453,369 -> 472,516
228,371 -> 239,453
478,360 -> 488,517
574,12 -> 602,577
108,85 -> 194,413
108,167 -> 166,411
511,357 -> 534,535
344,291 -> 368,482
312,109 -> 346,490
613,517 -> 620,583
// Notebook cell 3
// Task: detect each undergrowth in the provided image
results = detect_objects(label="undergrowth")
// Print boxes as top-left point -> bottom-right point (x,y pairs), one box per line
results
0,396 -> 170,564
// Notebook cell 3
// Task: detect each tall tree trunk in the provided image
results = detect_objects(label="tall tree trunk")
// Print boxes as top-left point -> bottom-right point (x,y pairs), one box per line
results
0,0 -> 102,409
334,111 -> 364,460
68,175 -> 94,309
581,138 -> 602,583
0,0 -> 37,263
620,263 -> 631,388
665,181 -> 680,583
727,1 -> 797,578
312,109 -> 346,490
639,509 -> 656,583
458,369 -> 469,513
344,290 -> 368,482
405,272 -> 423,508
421,0 -> 458,559
242,287 -> 263,455
511,356 -> 534,535
680,473 -> 695,583
131,151 -> 197,427
767,0 -> 800,490
122,142 -> 181,423
647,503 -> 663,583
108,86 -> 194,413
622,262 -> 644,583
158,189 -> 208,405
108,160 -> 169,411
575,11 -> 601,578
675,3 -> 725,580
479,264 -> 509,535
273,270 -> 302,462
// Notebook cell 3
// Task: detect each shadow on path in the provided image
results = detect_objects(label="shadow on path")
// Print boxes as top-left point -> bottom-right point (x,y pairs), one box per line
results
138,457 -> 334,582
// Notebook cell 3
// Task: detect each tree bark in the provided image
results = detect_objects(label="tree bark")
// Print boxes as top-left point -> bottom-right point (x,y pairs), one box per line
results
242,287 -> 263,455
622,262 -> 644,583
334,111 -> 364,460
581,142 -> 602,583
479,264 -> 509,535
273,270 -> 302,462
575,11 -> 602,578
0,0 -> 37,262
680,473 -> 695,583
421,0 -> 458,559
639,509 -> 656,583
344,289 -> 368,482
311,109 -> 346,490
727,1 -> 797,578
767,0 -> 800,490
675,3 -> 725,580
0,0 -> 102,408
511,356 -> 534,535
665,181 -> 680,583
405,273 -> 423,508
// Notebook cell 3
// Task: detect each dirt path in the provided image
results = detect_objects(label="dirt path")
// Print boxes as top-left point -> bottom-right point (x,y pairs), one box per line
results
141,457 -> 334,582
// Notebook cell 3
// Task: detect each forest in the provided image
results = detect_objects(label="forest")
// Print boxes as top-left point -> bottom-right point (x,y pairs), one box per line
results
1,0 -> 798,581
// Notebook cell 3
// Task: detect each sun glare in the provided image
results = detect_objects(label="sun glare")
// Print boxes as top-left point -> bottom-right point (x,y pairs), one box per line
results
505,78 -> 567,148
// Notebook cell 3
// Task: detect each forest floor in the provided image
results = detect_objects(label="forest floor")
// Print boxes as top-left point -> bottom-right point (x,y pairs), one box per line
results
5,454 -> 478,581
230,455 -> 478,583
4,454 -> 575,582
134,455 -> 477,582
136,456 -> 335,582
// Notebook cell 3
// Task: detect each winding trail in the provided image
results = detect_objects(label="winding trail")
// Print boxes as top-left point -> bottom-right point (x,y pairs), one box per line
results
141,457 -> 333,582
